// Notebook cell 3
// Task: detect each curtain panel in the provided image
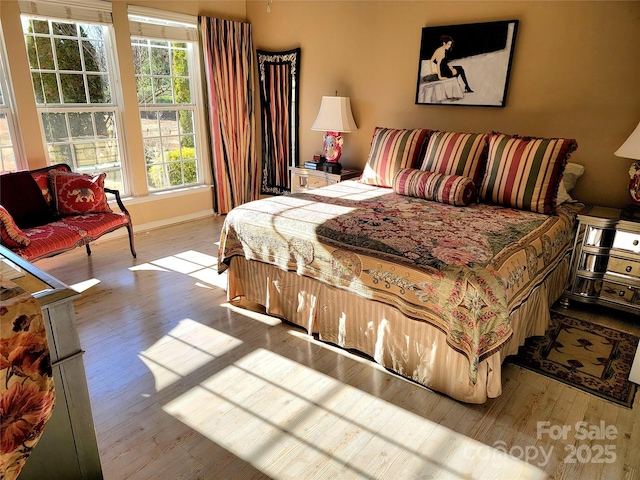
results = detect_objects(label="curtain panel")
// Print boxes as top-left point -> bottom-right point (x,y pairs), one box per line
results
199,17 -> 258,214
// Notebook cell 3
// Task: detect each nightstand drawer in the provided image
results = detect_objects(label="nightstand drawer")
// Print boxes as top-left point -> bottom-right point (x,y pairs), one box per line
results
600,281 -> 640,307
607,256 -> 640,279
612,230 -> 640,254
307,176 -> 331,189
577,252 -> 609,274
584,226 -> 616,248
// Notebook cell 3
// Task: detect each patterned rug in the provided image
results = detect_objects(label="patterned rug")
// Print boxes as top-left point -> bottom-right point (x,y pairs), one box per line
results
510,310 -> 639,408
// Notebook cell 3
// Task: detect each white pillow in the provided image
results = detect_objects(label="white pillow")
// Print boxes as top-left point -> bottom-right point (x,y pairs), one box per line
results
557,162 -> 585,204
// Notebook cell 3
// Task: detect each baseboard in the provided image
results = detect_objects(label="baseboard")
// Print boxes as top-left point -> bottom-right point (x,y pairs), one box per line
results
94,210 -> 216,243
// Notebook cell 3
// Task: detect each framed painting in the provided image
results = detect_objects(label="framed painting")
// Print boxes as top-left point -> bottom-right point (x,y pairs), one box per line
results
415,20 -> 518,107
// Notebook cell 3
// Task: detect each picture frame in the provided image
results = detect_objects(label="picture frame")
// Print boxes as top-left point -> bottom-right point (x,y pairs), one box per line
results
415,20 -> 518,107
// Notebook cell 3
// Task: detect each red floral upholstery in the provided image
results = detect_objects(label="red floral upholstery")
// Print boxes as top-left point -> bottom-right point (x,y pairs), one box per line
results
15,213 -> 131,262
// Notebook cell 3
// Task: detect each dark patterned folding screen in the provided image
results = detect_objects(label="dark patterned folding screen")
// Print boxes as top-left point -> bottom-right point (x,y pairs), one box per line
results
257,48 -> 300,195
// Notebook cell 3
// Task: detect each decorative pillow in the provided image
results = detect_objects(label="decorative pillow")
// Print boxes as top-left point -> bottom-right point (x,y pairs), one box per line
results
419,131 -> 489,185
0,205 -> 30,248
360,127 -> 431,187
556,162 -> 585,204
31,164 -> 70,207
0,171 -> 54,229
393,168 -> 476,206
479,133 -> 578,214
50,171 -> 112,215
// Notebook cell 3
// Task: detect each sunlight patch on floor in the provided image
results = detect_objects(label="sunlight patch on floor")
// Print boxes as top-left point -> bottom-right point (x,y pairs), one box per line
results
222,302 -> 282,326
69,277 -> 101,293
138,318 -> 242,390
127,250 -> 228,291
162,348 -> 546,479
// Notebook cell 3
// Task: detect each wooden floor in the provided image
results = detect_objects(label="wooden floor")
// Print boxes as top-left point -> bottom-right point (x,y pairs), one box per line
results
34,216 -> 640,480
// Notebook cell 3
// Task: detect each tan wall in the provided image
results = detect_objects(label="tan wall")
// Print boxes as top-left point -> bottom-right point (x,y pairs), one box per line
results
247,1 -> 640,208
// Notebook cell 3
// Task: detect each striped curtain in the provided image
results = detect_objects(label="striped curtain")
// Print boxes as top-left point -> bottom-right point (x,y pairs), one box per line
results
200,17 -> 258,214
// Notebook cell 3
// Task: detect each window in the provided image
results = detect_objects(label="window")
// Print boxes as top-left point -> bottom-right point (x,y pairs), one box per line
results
130,10 -> 204,190
0,38 -> 23,172
22,10 -> 126,191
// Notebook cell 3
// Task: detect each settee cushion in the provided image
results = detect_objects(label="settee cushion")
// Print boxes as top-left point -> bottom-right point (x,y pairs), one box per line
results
31,164 -> 71,206
50,171 -> 112,215
0,206 -> 30,247
15,212 -> 130,262
0,171 -> 54,229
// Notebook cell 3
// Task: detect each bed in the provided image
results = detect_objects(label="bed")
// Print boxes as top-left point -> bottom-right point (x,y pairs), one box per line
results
218,128 -> 581,403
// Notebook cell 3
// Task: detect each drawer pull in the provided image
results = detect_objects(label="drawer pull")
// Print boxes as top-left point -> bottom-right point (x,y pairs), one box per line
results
634,240 -> 639,246
619,290 -> 626,297
626,265 -> 633,273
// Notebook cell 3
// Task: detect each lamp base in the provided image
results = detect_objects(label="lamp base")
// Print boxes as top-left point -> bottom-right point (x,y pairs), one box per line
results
630,161 -> 640,205
322,162 -> 342,174
322,131 -> 343,163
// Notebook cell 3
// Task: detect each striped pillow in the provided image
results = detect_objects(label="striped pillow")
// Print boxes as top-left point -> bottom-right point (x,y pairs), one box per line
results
360,127 -> 431,187
393,168 -> 476,206
0,205 -> 30,248
479,133 -> 578,214
419,131 -> 488,185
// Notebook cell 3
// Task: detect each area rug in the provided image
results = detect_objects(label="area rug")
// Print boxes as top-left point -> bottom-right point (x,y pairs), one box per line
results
510,310 -> 638,408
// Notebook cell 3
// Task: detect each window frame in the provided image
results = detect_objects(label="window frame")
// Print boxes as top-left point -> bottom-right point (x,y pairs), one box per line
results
21,13 -> 130,193
129,9 -> 208,192
0,30 -> 26,172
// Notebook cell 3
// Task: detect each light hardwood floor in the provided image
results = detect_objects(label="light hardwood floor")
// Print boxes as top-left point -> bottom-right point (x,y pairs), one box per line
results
34,216 -> 640,480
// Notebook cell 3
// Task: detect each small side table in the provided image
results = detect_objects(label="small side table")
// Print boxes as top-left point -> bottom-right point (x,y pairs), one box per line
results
564,205 -> 640,314
289,166 -> 362,194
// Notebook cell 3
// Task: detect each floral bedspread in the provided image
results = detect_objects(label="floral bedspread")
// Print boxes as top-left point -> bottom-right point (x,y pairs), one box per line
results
218,181 -> 579,383
0,278 -> 55,480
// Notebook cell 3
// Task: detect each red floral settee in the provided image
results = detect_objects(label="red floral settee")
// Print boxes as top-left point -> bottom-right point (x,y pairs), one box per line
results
0,164 -> 136,262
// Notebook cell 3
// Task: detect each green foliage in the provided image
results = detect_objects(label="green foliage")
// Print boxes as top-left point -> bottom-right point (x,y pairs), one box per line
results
146,147 -> 197,189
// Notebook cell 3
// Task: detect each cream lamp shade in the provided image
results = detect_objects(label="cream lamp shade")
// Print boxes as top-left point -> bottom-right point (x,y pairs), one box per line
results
614,121 -> 640,205
615,121 -> 640,160
311,96 -> 357,167
311,96 -> 358,133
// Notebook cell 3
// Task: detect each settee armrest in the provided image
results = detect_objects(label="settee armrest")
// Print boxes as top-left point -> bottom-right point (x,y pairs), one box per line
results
105,187 -> 131,217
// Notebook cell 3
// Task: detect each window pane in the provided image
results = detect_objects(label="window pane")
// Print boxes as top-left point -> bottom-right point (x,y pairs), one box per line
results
96,140 -> 119,166
179,111 -> 194,135
83,40 -> 107,72
151,47 -> 170,75
32,73 -> 60,104
42,113 -> 69,142
160,110 -> 179,136
31,19 -> 50,35
60,73 -> 86,103
154,78 -> 172,103
140,111 -> 159,136
136,77 -> 152,104
132,44 -> 151,75
87,74 -> 111,103
174,78 -> 190,103
144,138 -> 162,164
27,36 -> 55,70
48,144 -> 73,165
95,112 -> 115,138
0,147 -> 17,172
75,142 -> 97,168
147,164 -> 168,189
51,22 -> 77,36
55,38 -> 82,70
79,24 -> 103,40
69,112 -> 93,139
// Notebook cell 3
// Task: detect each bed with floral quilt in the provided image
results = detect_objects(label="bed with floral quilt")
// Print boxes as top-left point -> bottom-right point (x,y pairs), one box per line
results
218,128 -> 581,403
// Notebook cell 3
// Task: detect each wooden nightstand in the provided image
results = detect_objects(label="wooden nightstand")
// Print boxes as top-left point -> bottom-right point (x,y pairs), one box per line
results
565,205 -> 640,314
289,166 -> 362,194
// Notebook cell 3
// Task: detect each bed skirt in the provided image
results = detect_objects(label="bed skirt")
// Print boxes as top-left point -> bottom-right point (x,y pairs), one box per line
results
226,255 -> 569,403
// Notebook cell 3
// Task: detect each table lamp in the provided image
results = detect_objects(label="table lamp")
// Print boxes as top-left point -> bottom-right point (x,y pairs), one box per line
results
614,121 -> 640,205
311,95 -> 357,173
